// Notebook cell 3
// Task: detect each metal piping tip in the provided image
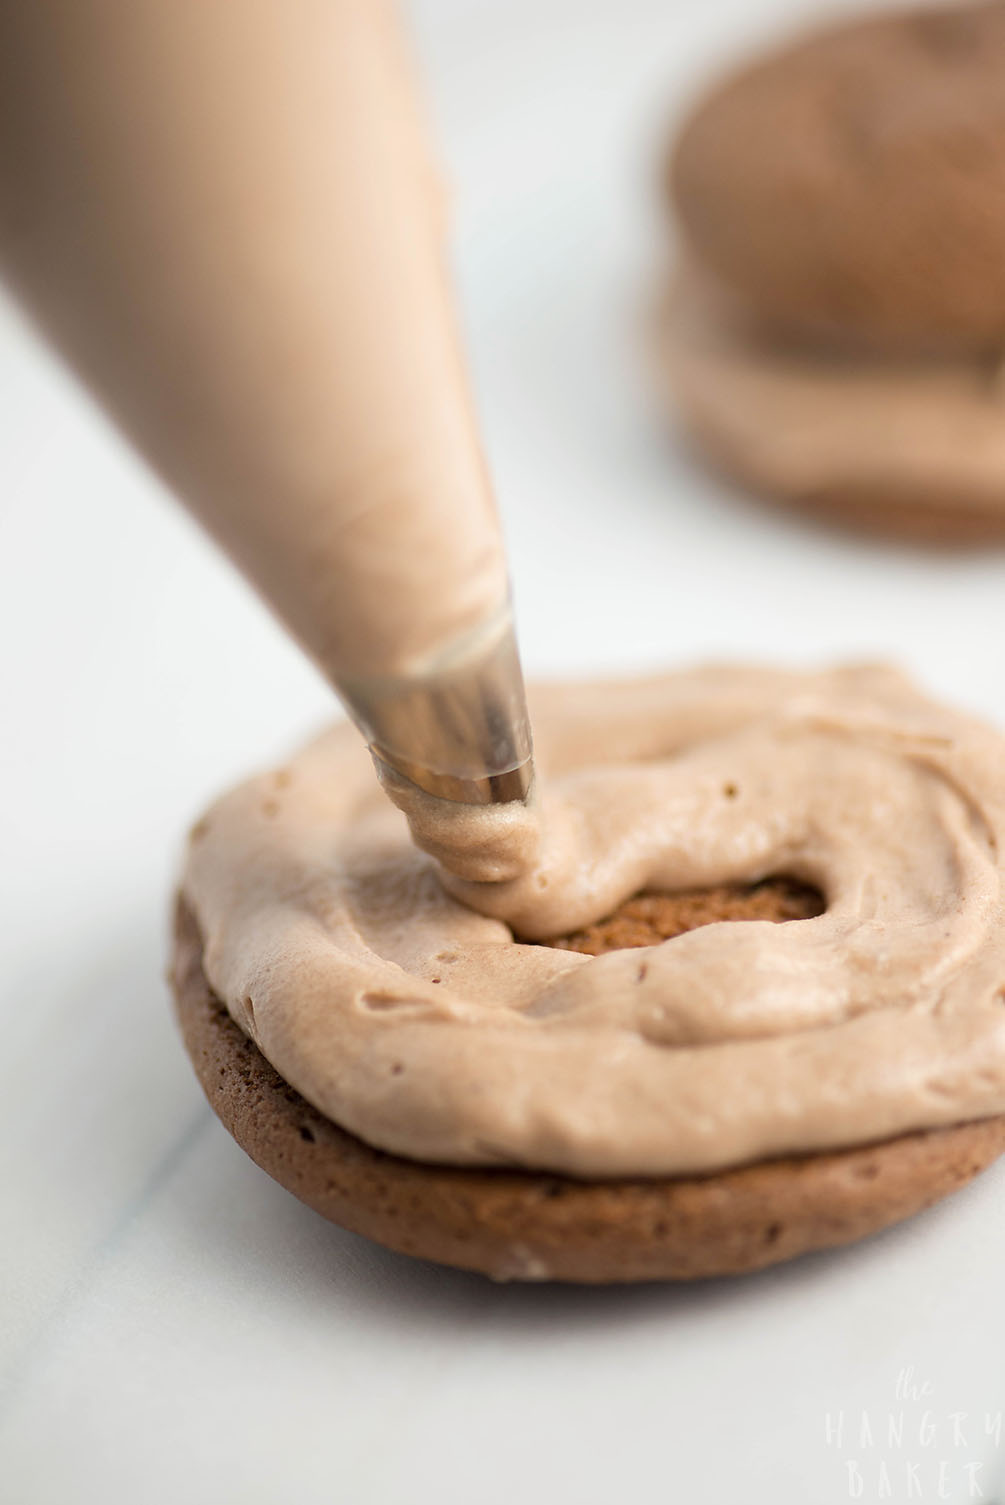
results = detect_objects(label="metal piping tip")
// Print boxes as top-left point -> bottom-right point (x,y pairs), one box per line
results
369,749 -> 534,805
336,602 -> 534,807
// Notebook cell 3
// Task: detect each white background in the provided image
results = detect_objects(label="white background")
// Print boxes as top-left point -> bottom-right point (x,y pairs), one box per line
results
3,1 -> 1005,1500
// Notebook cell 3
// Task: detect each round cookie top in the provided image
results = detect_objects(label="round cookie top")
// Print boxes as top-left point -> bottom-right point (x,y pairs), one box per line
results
670,2 -> 1005,350
181,667 -> 1005,1180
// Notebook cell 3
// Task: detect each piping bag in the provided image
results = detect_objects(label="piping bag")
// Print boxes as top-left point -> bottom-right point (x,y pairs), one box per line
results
0,0 -> 535,876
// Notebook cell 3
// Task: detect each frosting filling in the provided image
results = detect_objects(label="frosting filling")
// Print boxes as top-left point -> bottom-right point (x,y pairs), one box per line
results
181,666 -> 1005,1178
659,273 -> 1005,515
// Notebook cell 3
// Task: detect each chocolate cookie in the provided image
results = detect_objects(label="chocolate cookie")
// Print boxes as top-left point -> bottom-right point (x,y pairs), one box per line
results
172,887 -> 1005,1283
670,2 -> 1005,350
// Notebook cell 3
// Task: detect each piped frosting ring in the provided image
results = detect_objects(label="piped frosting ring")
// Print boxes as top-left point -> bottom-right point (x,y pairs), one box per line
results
182,665 -> 1005,1179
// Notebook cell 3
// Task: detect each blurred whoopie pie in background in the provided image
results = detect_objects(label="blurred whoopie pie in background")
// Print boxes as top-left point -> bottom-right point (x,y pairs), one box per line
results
658,1 -> 1005,543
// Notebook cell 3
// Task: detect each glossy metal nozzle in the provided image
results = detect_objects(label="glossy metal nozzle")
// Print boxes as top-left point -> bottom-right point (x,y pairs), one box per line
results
335,603 -> 534,806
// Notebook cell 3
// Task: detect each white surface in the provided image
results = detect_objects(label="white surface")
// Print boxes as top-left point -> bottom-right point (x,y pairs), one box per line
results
2,1 -> 1005,1501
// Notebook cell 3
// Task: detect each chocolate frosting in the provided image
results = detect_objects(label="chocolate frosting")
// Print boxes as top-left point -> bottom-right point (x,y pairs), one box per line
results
181,666 -> 1005,1178
659,272 -> 1005,519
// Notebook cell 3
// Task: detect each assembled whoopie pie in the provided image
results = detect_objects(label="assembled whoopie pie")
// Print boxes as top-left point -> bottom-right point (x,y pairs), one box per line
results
659,1 -> 1005,542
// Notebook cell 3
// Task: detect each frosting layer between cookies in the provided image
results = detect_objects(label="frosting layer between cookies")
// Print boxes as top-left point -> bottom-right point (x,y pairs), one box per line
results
181,667 -> 1005,1177
659,274 -> 1005,529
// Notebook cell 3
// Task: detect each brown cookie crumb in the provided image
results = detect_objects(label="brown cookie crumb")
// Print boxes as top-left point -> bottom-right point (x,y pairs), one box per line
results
545,878 -> 824,955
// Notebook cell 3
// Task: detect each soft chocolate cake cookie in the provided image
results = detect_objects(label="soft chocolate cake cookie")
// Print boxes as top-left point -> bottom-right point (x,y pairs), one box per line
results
658,2 -> 1005,542
171,668 -> 1005,1281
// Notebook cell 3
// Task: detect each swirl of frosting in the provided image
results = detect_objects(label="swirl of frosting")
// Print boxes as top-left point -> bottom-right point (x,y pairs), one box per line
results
181,665 -> 1005,1178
